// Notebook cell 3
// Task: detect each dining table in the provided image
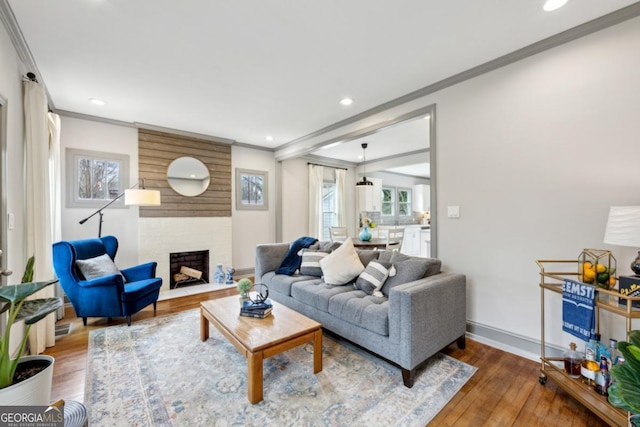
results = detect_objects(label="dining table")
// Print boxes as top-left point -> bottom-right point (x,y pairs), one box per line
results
351,238 -> 398,250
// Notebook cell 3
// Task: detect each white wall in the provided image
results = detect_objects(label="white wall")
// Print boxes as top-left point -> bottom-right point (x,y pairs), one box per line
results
429,17 -> 640,350
59,116 -> 141,267
231,145 -> 276,271
0,19 -> 27,280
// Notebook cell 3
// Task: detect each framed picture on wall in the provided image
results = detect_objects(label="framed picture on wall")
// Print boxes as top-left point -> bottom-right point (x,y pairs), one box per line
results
235,168 -> 268,210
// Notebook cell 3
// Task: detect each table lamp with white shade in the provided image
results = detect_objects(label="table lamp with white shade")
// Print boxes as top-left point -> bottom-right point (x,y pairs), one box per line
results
603,206 -> 640,276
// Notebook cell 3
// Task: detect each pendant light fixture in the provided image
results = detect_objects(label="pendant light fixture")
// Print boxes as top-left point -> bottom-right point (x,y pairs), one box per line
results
356,143 -> 373,187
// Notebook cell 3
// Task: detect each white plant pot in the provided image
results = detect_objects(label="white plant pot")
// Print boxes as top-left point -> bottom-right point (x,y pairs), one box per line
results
0,355 -> 54,405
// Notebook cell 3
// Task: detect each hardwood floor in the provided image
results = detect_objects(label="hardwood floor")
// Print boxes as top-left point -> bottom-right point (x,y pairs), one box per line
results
45,289 -> 611,426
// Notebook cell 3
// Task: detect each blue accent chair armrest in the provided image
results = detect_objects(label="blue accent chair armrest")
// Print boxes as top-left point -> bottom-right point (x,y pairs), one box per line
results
52,235 -> 163,326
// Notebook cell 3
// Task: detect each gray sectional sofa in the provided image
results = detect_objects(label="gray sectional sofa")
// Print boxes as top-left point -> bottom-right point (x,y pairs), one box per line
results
255,238 -> 467,387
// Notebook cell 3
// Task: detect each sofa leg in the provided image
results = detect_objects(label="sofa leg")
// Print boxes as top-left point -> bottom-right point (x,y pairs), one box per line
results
153,301 -> 157,314
126,316 -> 131,326
402,368 -> 415,388
82,317 -> 87,326
456,334 -> 466,350
108,317 -> 112,323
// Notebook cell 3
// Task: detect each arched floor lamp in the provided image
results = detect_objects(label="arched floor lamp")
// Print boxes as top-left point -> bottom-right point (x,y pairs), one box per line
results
79,182 -> 161,237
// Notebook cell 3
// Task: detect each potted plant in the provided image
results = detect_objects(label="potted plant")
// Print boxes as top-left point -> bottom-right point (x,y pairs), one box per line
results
608,330 -> 640,425
236,278 -> 253,300
0,256 -> 62,404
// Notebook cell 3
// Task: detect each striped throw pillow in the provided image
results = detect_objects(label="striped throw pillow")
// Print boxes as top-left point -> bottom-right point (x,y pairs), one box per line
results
300,251 -> 328,277
355,260 -> 396,297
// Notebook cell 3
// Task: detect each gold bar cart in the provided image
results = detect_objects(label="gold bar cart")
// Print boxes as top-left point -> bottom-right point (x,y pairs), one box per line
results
537,259 -> 640,427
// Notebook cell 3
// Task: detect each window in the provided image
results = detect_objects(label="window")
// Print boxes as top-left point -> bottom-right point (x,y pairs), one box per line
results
66,149 -> 129,208
382,187 -> 395,216
382,186 -> 413,222
235,169 -> 268,210
322,182 -> 337,240
398,187 -> 412,216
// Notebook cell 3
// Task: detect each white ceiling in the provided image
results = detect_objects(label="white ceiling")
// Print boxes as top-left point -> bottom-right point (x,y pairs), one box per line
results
6,0 -> 639,169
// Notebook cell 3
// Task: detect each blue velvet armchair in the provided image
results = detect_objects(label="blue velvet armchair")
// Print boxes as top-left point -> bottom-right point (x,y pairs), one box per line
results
52,235 -> 162,326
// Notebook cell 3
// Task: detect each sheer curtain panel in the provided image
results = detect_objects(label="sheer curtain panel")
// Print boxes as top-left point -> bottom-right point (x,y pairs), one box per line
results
335,168 -> 346,227
308,164 -> 324,238
24,81 -> 57,353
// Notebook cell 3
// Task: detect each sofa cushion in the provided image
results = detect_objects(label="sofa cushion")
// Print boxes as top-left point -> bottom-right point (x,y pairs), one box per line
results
356,249 -> 380,267
328,291 -> 389,336
389,252 -> 441,277
291,280 -> 353,312
260,272 -> 319,297
320,238 -> 365,285
76,253 -> 124,281
355,260 -> 395,297
376,250 -> 395,264
380,253 -> 441,297
308,241 -> 341,253
299,250 -> 328,277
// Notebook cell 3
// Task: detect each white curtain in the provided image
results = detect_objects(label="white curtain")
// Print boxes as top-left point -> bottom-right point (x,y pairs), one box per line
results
308,164 -> 324,238
335,168 -> 346,227
24,81 -> 58,354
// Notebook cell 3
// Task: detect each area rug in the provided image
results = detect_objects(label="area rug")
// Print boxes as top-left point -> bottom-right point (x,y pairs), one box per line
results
85,309 -> 476,427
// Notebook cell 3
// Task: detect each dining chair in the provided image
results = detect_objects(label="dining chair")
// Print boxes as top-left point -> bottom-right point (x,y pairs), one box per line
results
386,227 -> 404,251
329,226 -> 348,242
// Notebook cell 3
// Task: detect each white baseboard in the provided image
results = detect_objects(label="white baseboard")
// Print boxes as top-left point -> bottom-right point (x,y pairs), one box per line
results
466,321 -> 564,362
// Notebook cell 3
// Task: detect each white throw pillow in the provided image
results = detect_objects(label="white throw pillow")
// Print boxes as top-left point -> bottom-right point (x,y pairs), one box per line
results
319,238 -> 365,285
76,253 -> 124,281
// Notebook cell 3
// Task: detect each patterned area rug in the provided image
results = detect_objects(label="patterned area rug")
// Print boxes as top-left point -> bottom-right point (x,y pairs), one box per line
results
86,309 -> 476,426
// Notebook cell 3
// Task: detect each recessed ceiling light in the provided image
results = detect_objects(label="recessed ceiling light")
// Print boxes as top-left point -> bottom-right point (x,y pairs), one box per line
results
89,98 -> 105,106
543,0 -> 568,12
339,98 -> 353,106
265,135 -> 274,142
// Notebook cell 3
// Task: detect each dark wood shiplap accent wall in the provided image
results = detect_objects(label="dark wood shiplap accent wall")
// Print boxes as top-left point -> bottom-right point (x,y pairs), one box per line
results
138,129 -> 232,217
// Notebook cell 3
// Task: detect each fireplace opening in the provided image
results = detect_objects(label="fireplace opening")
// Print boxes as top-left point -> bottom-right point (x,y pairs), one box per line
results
169,250 -> 209,289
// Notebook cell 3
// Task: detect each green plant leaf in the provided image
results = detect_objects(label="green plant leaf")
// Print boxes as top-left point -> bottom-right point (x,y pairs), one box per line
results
20,256 -> 35,283
0,280 -> 58,304
16,298 -> 63,325
630,330 -> 640,347
609,334 -> 640,415
619,342 -> 640,373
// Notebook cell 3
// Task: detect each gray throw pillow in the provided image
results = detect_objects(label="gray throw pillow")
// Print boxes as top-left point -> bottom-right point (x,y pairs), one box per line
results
388,252 -> 441,277
356,249 -> 379,267
381,253 -> 440,297
355,260 -> 395,297
299,250 -> 328,277
76,253 -> 124,281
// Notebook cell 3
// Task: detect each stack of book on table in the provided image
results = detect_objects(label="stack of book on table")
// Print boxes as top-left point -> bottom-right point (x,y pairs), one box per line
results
240,300 -> 273,318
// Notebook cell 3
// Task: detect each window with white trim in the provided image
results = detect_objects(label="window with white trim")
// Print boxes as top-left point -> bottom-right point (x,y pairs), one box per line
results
66,148 -> 129,208
398,187 -> 412,217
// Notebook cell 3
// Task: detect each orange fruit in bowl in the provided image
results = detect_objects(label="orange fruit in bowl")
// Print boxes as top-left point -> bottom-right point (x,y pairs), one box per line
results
583,269 -> 596,282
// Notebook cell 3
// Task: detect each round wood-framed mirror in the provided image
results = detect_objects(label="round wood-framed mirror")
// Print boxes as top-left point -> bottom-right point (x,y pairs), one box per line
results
167,157 -> 210,197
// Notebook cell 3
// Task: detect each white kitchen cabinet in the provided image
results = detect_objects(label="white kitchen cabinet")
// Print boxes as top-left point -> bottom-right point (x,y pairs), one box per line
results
420,229 -> 431,258
401,225 -> 421,256
412,184 -> 430,212
357,178 -> 382,212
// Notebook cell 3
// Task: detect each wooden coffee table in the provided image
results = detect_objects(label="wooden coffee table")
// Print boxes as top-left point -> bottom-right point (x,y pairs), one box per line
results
200,296 -> 323,404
